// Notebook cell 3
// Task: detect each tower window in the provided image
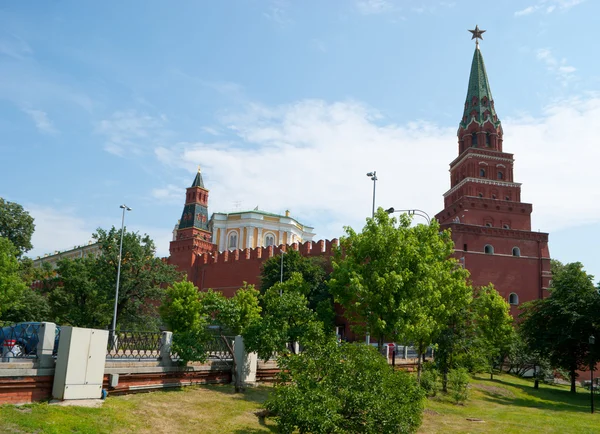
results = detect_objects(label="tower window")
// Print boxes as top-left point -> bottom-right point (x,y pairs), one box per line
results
265,234 -> 275,247
479,168 -> 486,177
485,133 -> 491,147
463,244 -> 468,252
485,223 -> 492,227
497,171 -> 504,180
484,244 -> 494,254
503,224 -> 510,229
505,196 -> 510,201
509,293 -> 519,305
472,133 -> 478,147
512,247 -> 521,257
228,232 -> 238,249
492,194 -> 496,200
478,192 -> 483,198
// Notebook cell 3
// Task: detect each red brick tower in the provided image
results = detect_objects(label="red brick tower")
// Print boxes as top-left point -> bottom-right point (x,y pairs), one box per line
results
169,167 -> 215,276
435,29 -> 551,313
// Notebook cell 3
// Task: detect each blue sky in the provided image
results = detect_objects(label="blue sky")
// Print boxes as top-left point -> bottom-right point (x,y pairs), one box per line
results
1,0 -> 599,283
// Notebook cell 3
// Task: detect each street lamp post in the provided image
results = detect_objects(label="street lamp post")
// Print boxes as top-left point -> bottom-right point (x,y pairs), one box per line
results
385,207 -> 431,225
110,204 -> 132,339
279,249 -> 286,295
366,171 -> 377,218
590,334 -> 595,414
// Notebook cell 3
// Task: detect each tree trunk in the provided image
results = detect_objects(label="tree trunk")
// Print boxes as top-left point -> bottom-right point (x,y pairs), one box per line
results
442,369 -> 448,393
417,350 -> 423,383
570,368 -> 577,393
222,335 -> 242,394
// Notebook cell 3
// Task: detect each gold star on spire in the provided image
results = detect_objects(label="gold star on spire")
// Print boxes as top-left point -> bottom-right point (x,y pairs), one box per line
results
468,25 -> 486,46
197,164 -> 202,172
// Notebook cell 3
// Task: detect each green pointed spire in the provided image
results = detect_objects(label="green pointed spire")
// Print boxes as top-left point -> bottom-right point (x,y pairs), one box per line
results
459,46 -> 501,129
191,166 -> 205,188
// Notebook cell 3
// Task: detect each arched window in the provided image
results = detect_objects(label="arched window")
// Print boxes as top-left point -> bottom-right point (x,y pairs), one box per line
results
485,133 -> 491,147
478,192 -> 483,198
484,244 -> 494,254
512,247 -> 521,257
509,293 -> 519,305
497,171 -> 504,180
228,232 -> 238,249
503,224 -> 510,229
265,234 -> 275,247
485,223 -> 492,227
479,168 -> 486,177
472,133 -> 478,147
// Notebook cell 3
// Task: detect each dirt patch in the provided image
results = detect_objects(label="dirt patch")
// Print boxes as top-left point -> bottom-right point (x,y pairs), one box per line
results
473,384 -> 515,398
423,409 -> 440,416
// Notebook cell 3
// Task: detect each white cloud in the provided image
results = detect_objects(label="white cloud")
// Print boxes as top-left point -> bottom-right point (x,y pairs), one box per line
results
154,96 -> 600,242
21,108 -> 57,134
263,0 -> 291,26
356,0 -> 394,14
96,110 -> 166,156
515,6 -> 537,15
536,48 -> 577,85
515,0 -> 585,16
0,34 -> 33,60
27,205 -> 98,259
26,204 -> 174,259
151,184 -> 183,203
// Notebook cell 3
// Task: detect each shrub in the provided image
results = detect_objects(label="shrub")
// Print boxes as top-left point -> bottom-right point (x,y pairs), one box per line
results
448,368 -> 470,404
266,339 -> 425,434
420,362 -> 440,397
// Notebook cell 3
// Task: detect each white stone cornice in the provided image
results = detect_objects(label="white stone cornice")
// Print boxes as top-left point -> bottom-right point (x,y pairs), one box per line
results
443,177 -> 522,198
449,150 -> 514,171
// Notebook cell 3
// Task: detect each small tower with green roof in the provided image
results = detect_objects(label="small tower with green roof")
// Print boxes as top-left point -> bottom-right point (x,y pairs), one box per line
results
169,166 -> 214,272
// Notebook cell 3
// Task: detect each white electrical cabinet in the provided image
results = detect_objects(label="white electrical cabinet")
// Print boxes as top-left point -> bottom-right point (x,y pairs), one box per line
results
52,327 -> 109,400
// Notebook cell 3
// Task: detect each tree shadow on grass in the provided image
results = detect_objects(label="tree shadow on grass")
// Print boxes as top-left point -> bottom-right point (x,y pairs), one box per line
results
475,377 -> 591,413
201,383 -> 273,406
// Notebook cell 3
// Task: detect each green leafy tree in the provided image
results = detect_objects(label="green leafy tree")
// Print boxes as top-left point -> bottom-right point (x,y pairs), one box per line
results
434,304 -> 475,392
520,261 -> 600,393
261,249 -> 334,327
329,209 -> 471,379
160,279 -> 212,364
244,273 -> 326,361
265,338 -> 425,434
0,237 -> 28,319
0,198 -> 35,256
92,227 -> 181,330
48,256 -> 112,328
472,284 -> 515,380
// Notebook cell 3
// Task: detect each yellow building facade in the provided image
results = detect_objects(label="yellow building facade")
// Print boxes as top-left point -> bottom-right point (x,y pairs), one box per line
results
209,209 -> 315,252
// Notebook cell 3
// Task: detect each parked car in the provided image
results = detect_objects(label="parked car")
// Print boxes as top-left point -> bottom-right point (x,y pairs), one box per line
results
0,322 -> 60,358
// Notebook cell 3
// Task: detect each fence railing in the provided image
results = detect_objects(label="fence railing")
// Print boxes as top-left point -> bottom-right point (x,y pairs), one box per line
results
0,322 -> 43,360
106,330 -> 163,360
206,335 -> 235,360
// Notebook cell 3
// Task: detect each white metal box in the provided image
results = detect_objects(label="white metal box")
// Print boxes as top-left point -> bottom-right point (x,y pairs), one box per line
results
52,327 -> 108,400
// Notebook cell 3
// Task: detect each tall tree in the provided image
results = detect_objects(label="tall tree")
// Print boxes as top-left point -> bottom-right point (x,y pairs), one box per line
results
471,284 -> 515,380
49,256 -> 112,328
520,261 -> 600,393
244,273 -> 326,361
261,249 -> 334,327
329,209 -> 471,379
0,237 -> 28,319
92,227 -> 181,330
0,198 -> 35,256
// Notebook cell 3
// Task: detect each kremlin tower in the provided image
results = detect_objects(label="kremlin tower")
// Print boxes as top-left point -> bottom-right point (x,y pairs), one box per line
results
435,27 -> 552,312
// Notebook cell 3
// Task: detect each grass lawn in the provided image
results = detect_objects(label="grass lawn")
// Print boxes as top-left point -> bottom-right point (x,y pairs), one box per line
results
1,374 -> 599,433
0,386 -> 275,434
421,373 -> 599,434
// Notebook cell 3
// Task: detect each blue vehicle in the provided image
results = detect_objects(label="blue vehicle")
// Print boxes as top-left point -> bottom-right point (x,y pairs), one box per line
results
0,322 -> 60,358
